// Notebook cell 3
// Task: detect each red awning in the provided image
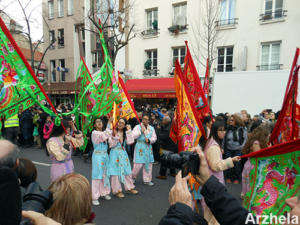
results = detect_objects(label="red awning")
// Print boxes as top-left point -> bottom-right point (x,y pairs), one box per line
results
125,78 -> 175,98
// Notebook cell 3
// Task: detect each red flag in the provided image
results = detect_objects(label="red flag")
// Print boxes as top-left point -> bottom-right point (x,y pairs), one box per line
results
269,48 -> 300,144
171,60 -> 205,152
203,58 -> 210,97
183,41 -> 212,124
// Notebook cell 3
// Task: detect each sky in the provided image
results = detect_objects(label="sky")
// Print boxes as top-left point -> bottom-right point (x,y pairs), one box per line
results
0,0 -> 43,41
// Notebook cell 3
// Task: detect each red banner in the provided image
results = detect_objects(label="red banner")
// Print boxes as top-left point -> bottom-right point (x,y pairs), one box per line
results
269,48 -> 300,144
170,60 -> 205,152
203,58 -> 210,97
183,41 -> 212,124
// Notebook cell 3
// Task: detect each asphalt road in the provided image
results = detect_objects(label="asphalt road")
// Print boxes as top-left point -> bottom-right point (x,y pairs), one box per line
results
19,147 -> 242,225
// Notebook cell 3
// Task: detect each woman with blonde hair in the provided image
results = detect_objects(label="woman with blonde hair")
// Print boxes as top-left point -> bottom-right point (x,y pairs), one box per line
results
45,173 -> 95,225
223,114 -> 247,184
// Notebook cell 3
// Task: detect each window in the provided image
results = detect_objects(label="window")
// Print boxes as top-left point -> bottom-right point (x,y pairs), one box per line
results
173,3 -> 187,26
146,50 -> 157,70
49,30 -> 55,49
58,0 -> 64,17
217,47 -> 233,72
58,29 -> 64,47
260,42 -> 280,70
68,0 -> 73,15
220,0 -> 236,25
48,0 -> 54,19
172,47 -> 186,66
50,60 -> 56,82
59,59 -> 66,81
146,9 -> 158,30
93,51 -> 103,69
144,49 -> 158,76
264,0 -> 283,19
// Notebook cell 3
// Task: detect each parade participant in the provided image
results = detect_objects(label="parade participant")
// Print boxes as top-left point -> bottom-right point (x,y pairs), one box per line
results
224,114 -> 247,184
43,115 -> 54,152
241,125 -> 270,199
203,121 -> 241,225
46,119 -> 84,182
107,118 -> 138,198
91,117 -> 113,206
130,114 -> 157,186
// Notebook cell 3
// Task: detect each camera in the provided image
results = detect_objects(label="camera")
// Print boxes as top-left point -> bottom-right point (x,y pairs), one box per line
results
20,182 -> 53,225
160,151 -> 200,177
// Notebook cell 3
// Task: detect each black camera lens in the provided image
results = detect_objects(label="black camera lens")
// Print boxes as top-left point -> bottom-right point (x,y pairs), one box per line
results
160,151 -> 200,177
20,182 -> 53,225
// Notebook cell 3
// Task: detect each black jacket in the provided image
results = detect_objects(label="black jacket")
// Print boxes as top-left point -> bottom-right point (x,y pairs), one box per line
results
157,123 -> 177,153
159,176 -> 258,225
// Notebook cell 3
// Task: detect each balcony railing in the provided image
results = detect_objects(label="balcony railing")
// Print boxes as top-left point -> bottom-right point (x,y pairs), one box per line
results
141,28 -> 159,36
168,24 -> 188,34
216,18 -> 238,26
257,64 -> 283,71
259,10 -> 287,21
143,69 -> 159,76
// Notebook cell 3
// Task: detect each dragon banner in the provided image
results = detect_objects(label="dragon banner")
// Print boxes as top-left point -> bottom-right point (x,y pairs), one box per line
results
0,16 -> 45,118
171,60 -> 204,152
112,72 -> 139,127
182,41 -> 212,124
243,139 -> 300,222
269,48 -> 300,144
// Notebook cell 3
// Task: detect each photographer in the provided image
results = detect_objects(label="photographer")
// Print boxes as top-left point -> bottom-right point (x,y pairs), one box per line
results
0,140 -> 22,225
156,116 -> 177,179
159,146 -> 257,225
0,140 -> 53,225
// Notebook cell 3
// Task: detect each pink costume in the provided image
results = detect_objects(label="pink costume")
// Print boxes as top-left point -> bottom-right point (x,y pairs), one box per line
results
108,131 -> 135,194
242,159 -> 253,197
202,137 -> 234,225
130,125 -> 157,183
46,133 -> 84,182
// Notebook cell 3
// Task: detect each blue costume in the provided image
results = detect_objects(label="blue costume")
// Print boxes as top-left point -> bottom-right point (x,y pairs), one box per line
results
108,137 -> 132,184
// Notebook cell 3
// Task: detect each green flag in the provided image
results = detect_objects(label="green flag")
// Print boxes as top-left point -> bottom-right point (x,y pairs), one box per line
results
243,139 -> 300,222
0,17 -> 46,118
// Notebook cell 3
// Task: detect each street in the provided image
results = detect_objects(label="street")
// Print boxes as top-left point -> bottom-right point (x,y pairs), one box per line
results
20,147 -> 242,225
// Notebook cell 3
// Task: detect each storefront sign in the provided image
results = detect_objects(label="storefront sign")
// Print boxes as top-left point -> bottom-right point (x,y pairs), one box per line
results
129,92 -> 176,99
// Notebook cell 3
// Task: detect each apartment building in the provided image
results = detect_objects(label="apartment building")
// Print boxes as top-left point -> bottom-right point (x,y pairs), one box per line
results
125,0 -> 300,106
127,0 -> 299,76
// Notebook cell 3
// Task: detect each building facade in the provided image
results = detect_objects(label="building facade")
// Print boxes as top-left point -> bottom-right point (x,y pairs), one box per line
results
126,0 -> 300,78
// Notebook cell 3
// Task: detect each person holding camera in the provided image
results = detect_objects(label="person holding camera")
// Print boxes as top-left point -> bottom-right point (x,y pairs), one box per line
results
130,114 -> 157,186
0,140 -> 53,225
46,119 -> 84,182
156,116 -> 178,179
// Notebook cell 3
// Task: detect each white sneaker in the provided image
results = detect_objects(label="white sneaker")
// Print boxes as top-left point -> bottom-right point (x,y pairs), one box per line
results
103,195 -> 111,200
144,181 -> 154,186
92,200 -> 100,206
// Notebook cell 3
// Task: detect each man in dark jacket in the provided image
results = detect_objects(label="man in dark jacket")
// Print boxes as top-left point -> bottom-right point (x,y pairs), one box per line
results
159,146 -> 259,225
20,108 -> 34,148
156,116 -> 178,179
